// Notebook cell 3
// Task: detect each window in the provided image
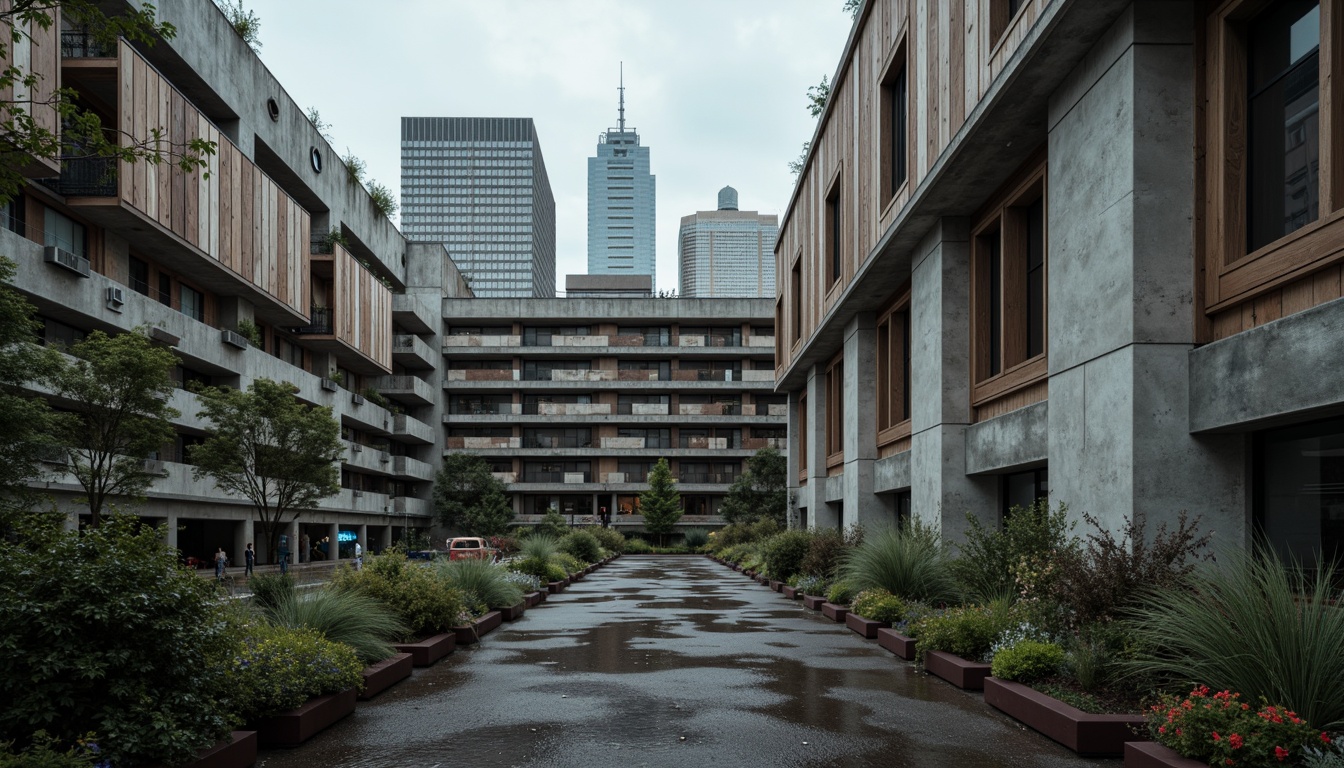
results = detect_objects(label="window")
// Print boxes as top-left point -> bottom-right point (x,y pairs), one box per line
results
881,39 -> 909,206
825,176 -> 843,287
157,273 -> 171,307
129,257 -> 149,296
876,285 -> 912,444
180,284 -> 204,322
797,392 -> 808,479
790,255 -> 803,343
1254,416 -> 1344,570
972,156 -> 1047,405
1002,467 -> 1049,521
43,207 -> 85,256
825,353 -> 844,467
991,0 -> 1026,45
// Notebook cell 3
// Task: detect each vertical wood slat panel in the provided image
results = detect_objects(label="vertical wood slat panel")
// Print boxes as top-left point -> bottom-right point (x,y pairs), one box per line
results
132,55 -> 147,212
119,43 -> 133,201
143,70 -> 157,222
171,89 -> 186,236
157,76 -> 171,227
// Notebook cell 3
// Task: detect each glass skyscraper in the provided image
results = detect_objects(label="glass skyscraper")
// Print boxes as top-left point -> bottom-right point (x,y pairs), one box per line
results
677,186 -> 779,298
400,117 -> 556,298
587,79 -> 656,290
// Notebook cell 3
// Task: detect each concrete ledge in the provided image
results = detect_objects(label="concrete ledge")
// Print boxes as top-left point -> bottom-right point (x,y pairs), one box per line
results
965,400 -> 1048,474
253,688 -> 356,747
845,613 -> 889,639
820,602 -> 849,622
393,633 -> 455,666
984,677 -> 1145,756
1124,742 -> 1203,768
924,650 -> 992,690
359,653 -> 412,701
476,610 -> 503,636
874,450 -> 911,493
877,628 -> 916,659
769,580 -> 784,592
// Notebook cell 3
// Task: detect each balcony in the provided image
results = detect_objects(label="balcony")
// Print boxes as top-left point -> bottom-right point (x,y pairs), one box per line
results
445,436 -> 520,450
548,369 -> 614,382
679,403 -> 741,416
522,436 -> 592,449
740,370 -> 775,383
392,293 -> 437,335
534,402 -> 611,416
747,335 -> 776,348
392,334 -> 436,370
624,403 -> 670,415
392,455 -> 432,480
520,471 -> 592,483
679,472 -> 740,484
742,437 -> 788,450
677,334 -> 741,348
297,244 -> 393,374
599,437 -> 646,449
443,334 -> 520,348
491,471 -> 518,484
377,375 -> 435,406
52,157 -> 117,197
450,402 -> 521,416
392,496 -> 432,517
672,369 -> 738,382
293,306 -> 332,335
680,437 -> 735,450
391,413 -> 434,445
446,369 -> 518,382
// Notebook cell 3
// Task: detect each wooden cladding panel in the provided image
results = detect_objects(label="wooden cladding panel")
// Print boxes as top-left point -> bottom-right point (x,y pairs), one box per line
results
777,0 -> 1048,371
334,245 -> 392,372
116,41 -> 309,317
0,1 -> 62,153
975,378 -> 1047,423
1210,265 -> 1344,341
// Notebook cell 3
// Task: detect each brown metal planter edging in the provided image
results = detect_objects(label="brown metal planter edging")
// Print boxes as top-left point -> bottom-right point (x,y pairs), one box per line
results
253,688 -> 357,747
982,677 -> 1146,757
845,613 -> 889,639
876,628 -> 917,660
820,602 -> 849,622
500,601 -> 527,621
781,585 -> 800,599
358,653 -> 413,700
802,595 -> 826,610
923,650 -> 992,690
165,730 -> 256,768
1123,742 -> 1203,768
393,632 -> 456,666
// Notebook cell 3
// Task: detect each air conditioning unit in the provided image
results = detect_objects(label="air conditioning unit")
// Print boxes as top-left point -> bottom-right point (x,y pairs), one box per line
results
351,443 -> 363,453
43,245 -> 90,277
352,392 -> 366,405
220,329 -> 248,349
321,378 -> 338,392
105,286 -> 125,311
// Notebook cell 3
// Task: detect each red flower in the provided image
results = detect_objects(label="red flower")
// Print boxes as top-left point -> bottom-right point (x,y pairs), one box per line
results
1322,733 -> 1332,744
1229,734 -> 1243,750
1212,732 -> 1221,742
1275,746 -> 1289,762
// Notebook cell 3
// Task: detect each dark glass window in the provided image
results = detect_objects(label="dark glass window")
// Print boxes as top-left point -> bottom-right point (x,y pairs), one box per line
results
1255,417 -> 1344,570
180,284 -> 204,322
158,274 -> 171,307
988,236 -> 1002,376
1247,0 -> 1320,251
827,187 -> 842,285
1003,467 -> 1048,521
1026,197 -> 1045,359
129,257 -> 149,296
891,65 -> 907,191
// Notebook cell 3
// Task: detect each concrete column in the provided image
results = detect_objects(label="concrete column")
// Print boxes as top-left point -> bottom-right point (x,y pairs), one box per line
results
379,524 -> 392,553
163,513 -> 179,549
1045,1 -> 1243,541
328,522 -> 341,561
842,312 -> 888,529
286,519 -> 300,567
805,364 -> 836,530
357,524 -> 368,558
786,387 -> 805,528
232,519 -> 248,572
910,218 -> 996,543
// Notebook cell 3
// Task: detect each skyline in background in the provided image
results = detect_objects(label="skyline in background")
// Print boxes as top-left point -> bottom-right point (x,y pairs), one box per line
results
242,0 -> 856,294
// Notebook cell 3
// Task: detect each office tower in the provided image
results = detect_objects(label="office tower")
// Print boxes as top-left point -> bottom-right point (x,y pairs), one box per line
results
401,117 -> 556,298
677,186 -> 779,298
587,71 -> 656,289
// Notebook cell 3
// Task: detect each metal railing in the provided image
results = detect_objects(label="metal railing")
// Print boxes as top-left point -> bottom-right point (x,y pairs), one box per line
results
61,31 -> 115,58
679,472 -> 739,484
55,157 -> 117,197
294,307 -> 332,334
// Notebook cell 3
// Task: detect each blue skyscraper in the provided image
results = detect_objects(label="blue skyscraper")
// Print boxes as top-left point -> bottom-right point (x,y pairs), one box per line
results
587,71 -> 656,289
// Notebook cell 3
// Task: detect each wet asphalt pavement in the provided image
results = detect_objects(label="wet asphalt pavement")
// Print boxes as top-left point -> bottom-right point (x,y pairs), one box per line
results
256,556 -> 1117,768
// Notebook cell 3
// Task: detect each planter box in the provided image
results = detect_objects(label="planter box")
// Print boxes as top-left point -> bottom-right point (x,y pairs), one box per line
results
359,653 -> 412,700
781,585 -> 800,599
876,628 -> 917,660
769,580 -> 784,592
1124,742 -> 1203,768
802,595 -> 826,610
476,610 -> 503,636
176,730 -> 256,768
525,590 -> 546,607
254,688 -> 356,747
845,613 -> 890,639
983,677 -> 1145,757
499,602 -> 526,621
453,613 -> 502,646
924,650 -> 993,690
393,632 -> 456,666
820,602 -> 849,622
547,580 -> 565,594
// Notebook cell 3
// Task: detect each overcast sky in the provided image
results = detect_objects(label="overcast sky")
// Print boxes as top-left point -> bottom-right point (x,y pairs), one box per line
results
243,0 -> 856,294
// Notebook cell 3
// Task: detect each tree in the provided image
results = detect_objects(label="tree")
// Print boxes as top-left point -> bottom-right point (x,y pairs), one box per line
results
191,378 -> 342,562
0,2 -> 215,207
214,0 -> 260,51
46,329 -> 179,527
432,452 -> 506,531
640,457 -> 682,546
468,483 -> 515,537
719,447 -> 788,526
0,257 -> 62,515
788,140 -> 811,176
807,74 -> 831,117
843,0 -> 863,18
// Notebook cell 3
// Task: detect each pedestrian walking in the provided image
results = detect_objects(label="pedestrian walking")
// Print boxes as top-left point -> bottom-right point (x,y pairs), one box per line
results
278,534 -> 290,575
244,542 -> 255,576
354,540 -> 363,570
214,547 -> 227,581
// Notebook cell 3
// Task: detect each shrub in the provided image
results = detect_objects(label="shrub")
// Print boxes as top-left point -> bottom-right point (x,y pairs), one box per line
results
1052,510 -> 1210,628
519,534 -> 559,561
826,579 -> 858,605
558,530 -> 602,564
261,585 -> 407,664
800,526 -> 847,579
504,570 -> 541,593
912,601 -> 1016,662
532,510 -> 569,538
1147,686 -> 1325,768
709,522 -> 756,551
762,530 -> 812,581
0,731 -> 103,767
0,515 -> 234,766
227,621 -> 363,722
247,572 -> 295,611
991,640 -> 1065,682
748,517 -> 782,542
509,556 -> 566,583
624,537 -> 653,554
683,528 -> 709,549
896,601 -> 938,636
553,552 -> 584,576
1063,622 -> 1135,693
841,522 -> 958,603
952,499 -> 1075,604
433,558 -> 524,610
1127,548 -> 1344,731
330,552 -> 465,639
850,589 -> 906,624
588,527 -> 626,554
795,574 -> 827,597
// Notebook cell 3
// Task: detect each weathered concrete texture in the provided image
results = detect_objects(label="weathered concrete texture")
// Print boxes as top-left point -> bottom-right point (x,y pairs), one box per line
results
842,313 -> 891,528
910,219 -> 972,434
911,425 -> 995,544
965,400 -> 1049,476
823,473 -> 844,504
256,558 -> 1106,768
875,451 -> 911,494
1191,297 -> 1344,432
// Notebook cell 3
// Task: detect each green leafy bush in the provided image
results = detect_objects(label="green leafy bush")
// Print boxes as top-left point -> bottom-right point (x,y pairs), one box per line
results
800,526 -> 847,579
827,579 -> 858,605
0,731 -> 101,767
433,558 -> 524,610
795,574 -> 827,597
553,552 -> 584,576
912,602 -> 1016,662
991,640 -> 1065,682
558,530 -> 602,564
532,511 -> 569,538
0,515 -> 233,766
683,528 -> 709,549
330,552 -> 464,639
1147,686 -> 1325,768
227,621 -> 363,722
842,522 -> 958,602
588,526 -> 626,554
952,499 -> 1075,604
261,585 -> 406,664
762,530 -> 812,581
624,537 -> 653,554
850,589 -> 906,623
509,556 -> 566,583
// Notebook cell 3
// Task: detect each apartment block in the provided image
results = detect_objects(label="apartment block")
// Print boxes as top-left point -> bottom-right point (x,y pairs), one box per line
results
780,0 -> 1342,566
10,1 -> 465,564
441,298 -> 781,529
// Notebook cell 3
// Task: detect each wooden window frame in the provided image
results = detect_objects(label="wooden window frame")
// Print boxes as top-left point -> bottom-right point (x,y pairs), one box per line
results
971,155 -> 1048,408
825,352 -> 844,469
990,0 -> 1029,49
825,167 -> 844,290
797,391 -> 808,482
876,283 -> 913,448
880,33 -> 911,212
790,250 -> 803,350
1202,0 -> 1344,315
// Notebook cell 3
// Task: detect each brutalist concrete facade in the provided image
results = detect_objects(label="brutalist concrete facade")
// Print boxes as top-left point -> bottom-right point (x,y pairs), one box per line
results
778,0 -> 1342,557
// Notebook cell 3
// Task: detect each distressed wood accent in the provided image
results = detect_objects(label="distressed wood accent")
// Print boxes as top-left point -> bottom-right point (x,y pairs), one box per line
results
975,378 -> 1047,423
1209,264 -> 1344,340
877,436 -> 912,458
332,244 -> 392,372
114,41 -> 309,317
0,1 -> 61,174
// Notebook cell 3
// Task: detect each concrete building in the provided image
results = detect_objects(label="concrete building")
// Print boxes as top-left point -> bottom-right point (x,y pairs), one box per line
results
441,298 -> 782,530
564,274 -> 653,298
11,1 -> 468,565
587,75 -> 657,289
779,0 -> 1343,566
400,117 -> 556,298
678,186 -> 779,298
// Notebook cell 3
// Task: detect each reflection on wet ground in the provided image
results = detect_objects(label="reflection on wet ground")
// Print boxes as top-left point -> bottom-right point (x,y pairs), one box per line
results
256,557 -> 1116,768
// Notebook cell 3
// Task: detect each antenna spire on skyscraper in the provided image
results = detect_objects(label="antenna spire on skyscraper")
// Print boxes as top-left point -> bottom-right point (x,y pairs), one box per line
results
618,62 -> 626,132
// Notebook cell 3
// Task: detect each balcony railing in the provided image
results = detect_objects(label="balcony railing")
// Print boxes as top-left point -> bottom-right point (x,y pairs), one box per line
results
522,436 -> 592,449
393,334 -> 416,348
521,471 -> 592,483
54,157 -> 117,197
679,472 -> 740,484
311,236 -> 335,255
294,307 -> 332,334
61,31 -> 115,58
